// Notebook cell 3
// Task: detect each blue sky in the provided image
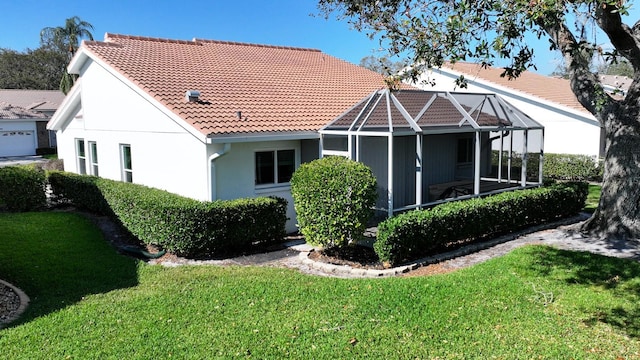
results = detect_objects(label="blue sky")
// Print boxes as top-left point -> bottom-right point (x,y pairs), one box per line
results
1,0 -> 637,76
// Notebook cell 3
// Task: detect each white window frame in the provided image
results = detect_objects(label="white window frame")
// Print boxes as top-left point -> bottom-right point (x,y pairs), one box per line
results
88,141 -> 99,176
254,148 -> 296,189
120,144 -> 133,183
75,138 -> 87,175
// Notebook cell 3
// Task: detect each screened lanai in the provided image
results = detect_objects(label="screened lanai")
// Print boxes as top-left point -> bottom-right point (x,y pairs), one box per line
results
320,89 -> 544,217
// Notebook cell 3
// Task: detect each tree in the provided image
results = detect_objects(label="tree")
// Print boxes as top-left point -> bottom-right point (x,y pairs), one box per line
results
318,0 -> 640,240
600,59 -> 634,77
0,48 -> 67,90
359,55 -> 406,75
40,16 -> 94,93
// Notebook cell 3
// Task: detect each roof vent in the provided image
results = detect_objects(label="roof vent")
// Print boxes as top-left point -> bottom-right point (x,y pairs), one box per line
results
185,90 -> 201,102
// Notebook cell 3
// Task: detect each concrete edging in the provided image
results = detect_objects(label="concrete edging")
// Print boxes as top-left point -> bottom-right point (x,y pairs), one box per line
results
0,279 -> 30,328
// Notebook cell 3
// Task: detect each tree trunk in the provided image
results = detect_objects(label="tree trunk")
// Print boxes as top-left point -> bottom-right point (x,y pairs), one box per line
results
581,104 -> 640,239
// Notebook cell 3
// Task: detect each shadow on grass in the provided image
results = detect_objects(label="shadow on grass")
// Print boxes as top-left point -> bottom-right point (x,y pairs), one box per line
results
527,246 -> 640,338
0,212 -> 139,328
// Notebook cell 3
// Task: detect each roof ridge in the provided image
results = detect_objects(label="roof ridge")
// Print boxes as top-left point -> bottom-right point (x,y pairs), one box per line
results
192,38 -> 322,52
104,33 -> 201,46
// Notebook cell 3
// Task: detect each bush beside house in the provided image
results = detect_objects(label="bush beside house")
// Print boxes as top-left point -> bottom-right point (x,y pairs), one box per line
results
375,182 -> 588,266
0,166 -> 47,212
46,171 -> 288,257
291,156 -> 377,249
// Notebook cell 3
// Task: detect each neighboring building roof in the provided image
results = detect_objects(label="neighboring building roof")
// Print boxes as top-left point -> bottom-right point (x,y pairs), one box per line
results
598,74 -> 632,95
0,102 -> 48,120
67,33 -> 406,137
437,62 -> 590,116
0,89 -> 65,112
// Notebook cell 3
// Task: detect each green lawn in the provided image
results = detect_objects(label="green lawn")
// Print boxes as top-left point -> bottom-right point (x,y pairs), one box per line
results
584,183 -> 602,213
1,212 -> 639,359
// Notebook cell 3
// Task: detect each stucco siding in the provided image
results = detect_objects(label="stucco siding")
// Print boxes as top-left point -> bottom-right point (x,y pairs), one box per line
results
56,58 -> 209,200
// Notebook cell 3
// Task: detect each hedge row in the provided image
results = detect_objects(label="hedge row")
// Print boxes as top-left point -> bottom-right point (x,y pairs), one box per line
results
47,171 -> 287,257
492,151 -> 603,182
0,166 -> 47,211
543,153 -> 603,181
374,182 -> 588,266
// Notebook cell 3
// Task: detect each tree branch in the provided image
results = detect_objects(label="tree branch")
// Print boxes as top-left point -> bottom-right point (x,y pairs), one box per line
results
595,3 -> 640,70
538,17 -> 614,116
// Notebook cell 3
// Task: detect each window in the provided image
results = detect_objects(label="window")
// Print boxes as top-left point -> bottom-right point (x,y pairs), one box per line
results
120,144 -> 133,183
255,149 -> 295,186
457,137 -> 473,164
76,139 -> 86,175
88,141 -> 99,176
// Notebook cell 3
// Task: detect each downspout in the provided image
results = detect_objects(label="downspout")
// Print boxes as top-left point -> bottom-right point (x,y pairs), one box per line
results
208,143 -> 231,201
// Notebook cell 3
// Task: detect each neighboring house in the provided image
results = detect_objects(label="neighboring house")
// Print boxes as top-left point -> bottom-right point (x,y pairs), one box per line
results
0,89 -> 65,149
415,62 -> 604,157
0,102 -> 48,157
48,34 -> 542,230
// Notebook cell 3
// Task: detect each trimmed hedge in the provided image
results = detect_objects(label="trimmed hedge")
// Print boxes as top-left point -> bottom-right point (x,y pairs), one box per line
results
291,156 -> 377,248
544,153 -> 602,181
493,151 -> 603,182
0,166 -> 47,212
48,171 -> 287,257
375,182 -> 588,266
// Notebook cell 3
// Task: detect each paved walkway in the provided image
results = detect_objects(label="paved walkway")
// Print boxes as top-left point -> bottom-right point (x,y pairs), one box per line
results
0,155 -> 46,167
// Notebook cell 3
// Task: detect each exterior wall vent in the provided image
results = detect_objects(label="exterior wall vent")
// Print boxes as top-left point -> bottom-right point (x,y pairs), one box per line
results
185,90 -> 201,102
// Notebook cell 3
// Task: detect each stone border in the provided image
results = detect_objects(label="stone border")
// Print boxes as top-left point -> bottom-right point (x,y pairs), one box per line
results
0,279 -> 30,328
296,213 -> 591,278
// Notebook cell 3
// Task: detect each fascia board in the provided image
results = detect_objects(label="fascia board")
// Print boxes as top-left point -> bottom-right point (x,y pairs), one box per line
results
46,81 -> 82,131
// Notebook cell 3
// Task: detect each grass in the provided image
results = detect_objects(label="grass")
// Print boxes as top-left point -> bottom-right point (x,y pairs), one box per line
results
584,183 -> 602,213
1,212 -> 640,359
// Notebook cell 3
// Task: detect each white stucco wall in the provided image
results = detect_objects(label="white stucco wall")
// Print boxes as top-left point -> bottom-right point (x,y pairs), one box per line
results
56,60 -> 210,201
414,69 -> 602,157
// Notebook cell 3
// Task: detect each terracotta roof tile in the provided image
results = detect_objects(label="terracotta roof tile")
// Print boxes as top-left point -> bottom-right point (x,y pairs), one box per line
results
81,33 -> 410,136
442,62 -> 590,115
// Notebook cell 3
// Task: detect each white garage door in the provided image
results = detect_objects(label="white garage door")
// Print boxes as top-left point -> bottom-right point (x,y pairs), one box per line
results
0,130 -> 37,157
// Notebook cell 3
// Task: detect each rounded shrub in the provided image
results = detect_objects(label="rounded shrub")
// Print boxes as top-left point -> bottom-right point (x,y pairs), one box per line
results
290,156 -> 377,248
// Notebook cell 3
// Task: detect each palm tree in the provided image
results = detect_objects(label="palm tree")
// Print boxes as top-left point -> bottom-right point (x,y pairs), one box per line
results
40,16 -> 94,94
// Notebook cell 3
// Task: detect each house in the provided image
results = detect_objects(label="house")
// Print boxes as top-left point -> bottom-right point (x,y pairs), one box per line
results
47,34 -> 396,232
0,89 -> 65,151
0,102 -> 49,157
48,34 -> 542,231
415,62 -> 604,158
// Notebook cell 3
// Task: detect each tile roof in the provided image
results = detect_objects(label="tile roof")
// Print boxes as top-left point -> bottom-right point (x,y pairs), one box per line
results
0,89 -> 65,112
0,102 -> 48,120
79,33 -> 406,136
441,62 -> 590,115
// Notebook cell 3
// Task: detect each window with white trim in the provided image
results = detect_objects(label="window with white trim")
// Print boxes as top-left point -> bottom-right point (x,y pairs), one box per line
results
255,149 -> 295,186
88,141 -> 99,176
76,138 -> 86,175
120,144 -> 133,183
